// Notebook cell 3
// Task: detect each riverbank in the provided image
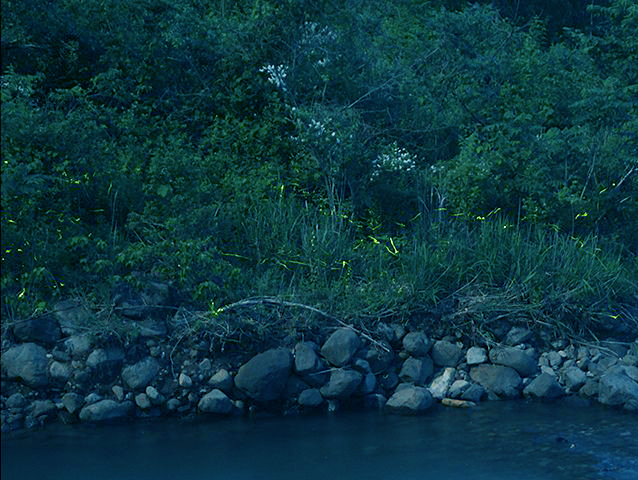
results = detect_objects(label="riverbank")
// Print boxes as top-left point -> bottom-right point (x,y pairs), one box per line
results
2,294 -> 637,433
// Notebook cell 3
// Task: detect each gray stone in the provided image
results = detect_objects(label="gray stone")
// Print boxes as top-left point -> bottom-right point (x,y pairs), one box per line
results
386,386 -> 433,414
79,400 -> 133,422
546,351 -> 563,369
321,328 -> 361,367
562,366 -> 587,391
84,393 -> 103,405
599,371 -> 638,407
49,361 -> 73,383
429,368 -> 456,400
364,393 -> 387,410
234,348 -> 292,402
1,343 -> 49,388
145,386 -> 165,405
579,379 -> 599,398
470,365 -> 522,398
523,373 -> 565,399
166,398 -> 181,412
64,334 -> 93,357
353,358 -> 371,373
402,332 -> 432,356
379,370 -> 400,391
112,385 -> 125,401
86,348 -> 125,380
62,393 -> 84,414
178,372 -> 193,388
135,393 -> 151,409
31,399 -> 56,418
121,357 -> 161,390
208,369 -> 233,394
364,346 -> 395,372
12,314 -> 62,345
6,393 -> 28,409
294,342 -> 323,374
505,327 -> 533,346
448,380 -> 471,398
399,356 -> 433,385
461,383 -> 485,402
53,299 -> 93,335
361,372 -> 377,395
285,375 -> 310,398
298,388 -> 323,407
466,347 -> 487,365
320,369 -> 363,399
198,389 -> 233,414
489,346 -> 538,377
431,340 -> 463,367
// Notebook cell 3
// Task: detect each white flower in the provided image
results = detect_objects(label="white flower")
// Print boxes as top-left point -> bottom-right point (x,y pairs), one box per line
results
259,64 -> 288,91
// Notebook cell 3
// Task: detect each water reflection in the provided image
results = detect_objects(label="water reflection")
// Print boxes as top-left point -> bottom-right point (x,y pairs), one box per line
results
2,400 -> 637,480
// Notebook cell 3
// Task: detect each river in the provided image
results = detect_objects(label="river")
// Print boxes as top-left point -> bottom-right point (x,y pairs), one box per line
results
2,399 -> 637,480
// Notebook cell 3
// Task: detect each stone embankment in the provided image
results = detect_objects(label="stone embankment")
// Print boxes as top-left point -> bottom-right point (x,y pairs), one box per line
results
2,297 -> 637,432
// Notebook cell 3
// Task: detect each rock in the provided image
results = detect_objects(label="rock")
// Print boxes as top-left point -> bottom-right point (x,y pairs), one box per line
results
62,393 -> 84,414
112,385 -> 125,401
402,332 -> 432,356
1,343 -> 49,388
145,386 -> 165,405
178,372 -> 193,388
470,365 -> 522,398
137,319 -> 168,338
386,386 -> 433,414
166,398 -> 181,412
298,388 -> 323,408
364,393 -> 387,410
441,398 -> 476,408
321,328 -> 361,367
30,399 -> 56,418
135,393 -> 151,409
523,373 -> 565,399
461,383 -> 485,403
53,299 -> 93,335
579,379 -> 599,398
198,389 -> 233,414
431,340 -> 463,367
86,348 -> 125,380
399,356 -> 433,386
234,348 -> 292,402
208,369 -> 233,394
12,314 -> 62,346
320,369 -> 363,399
379,370 -> 400,391
64,334 -> 93,357
294,342 -> 323,374
562,366 -> 587,391
79,400 -> 133,422
466,347 -> 487,365
364,346 -> 395,372
489,346 -> 538,377
598,370 -> 638,407
361,372 -> 377,395
505,327 -> 533,346
84,393 -> 103,405
429,367 -> 456,400
49,361 -> 73,383
448,380 -> 471,398
121,357 -> 161,390
546,351 -> 563,369
6,393 -> 28,409
285,375 -> 310,398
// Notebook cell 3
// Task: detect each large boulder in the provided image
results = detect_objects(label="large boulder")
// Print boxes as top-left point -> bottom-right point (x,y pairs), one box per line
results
431,340 -> 463,367
561,366 -> 587,392
321,328 -> 361,367
466,347 -> 488,365
12,315 -> 61,346
489,346 -> 538,377
198,389 -> 234,414
402,332 -> 432,357
121,357 -> 161,390
429,367 -> 456,400
319,369 -> 363,399
386,386 -> 433,414
79,400 -> 133,422
1,343 -> 49,388
598,369 -> 638,408
293,342 -> 328,386
523,373 -> 565,399
399,356 -> 433,386
470,365 -> 522,398
86,347 -> 125,381
234,348 -> 292,402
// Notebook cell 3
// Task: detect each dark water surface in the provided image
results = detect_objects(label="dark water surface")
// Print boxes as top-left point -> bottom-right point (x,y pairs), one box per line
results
2,400 -> 637,480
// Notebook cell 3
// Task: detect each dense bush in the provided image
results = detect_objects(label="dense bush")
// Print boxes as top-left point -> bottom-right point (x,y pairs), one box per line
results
2,0 -> 636,338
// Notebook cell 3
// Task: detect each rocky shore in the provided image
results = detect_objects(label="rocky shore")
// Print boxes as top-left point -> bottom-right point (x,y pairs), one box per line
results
2,293 -> 638,433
